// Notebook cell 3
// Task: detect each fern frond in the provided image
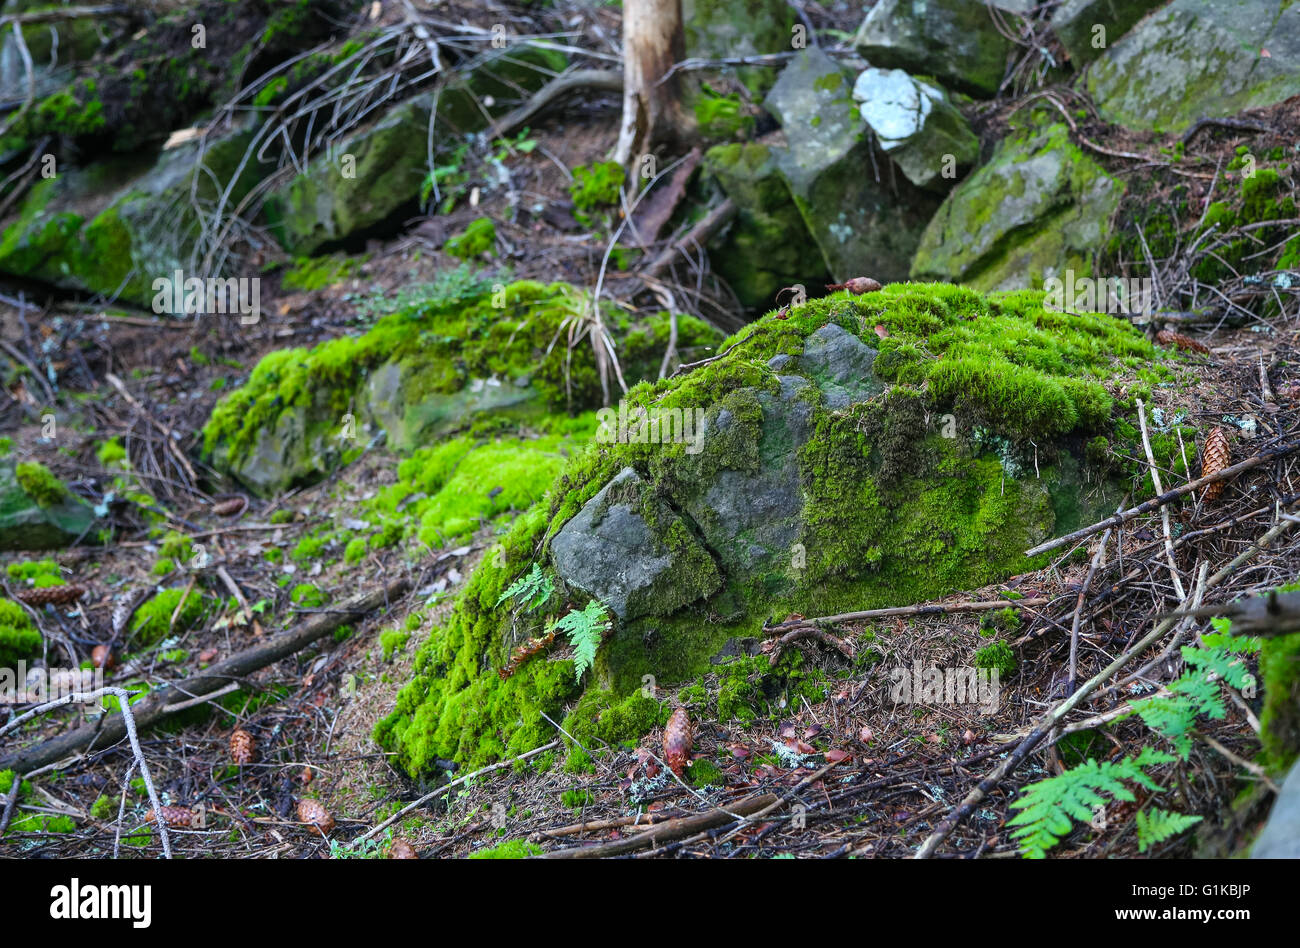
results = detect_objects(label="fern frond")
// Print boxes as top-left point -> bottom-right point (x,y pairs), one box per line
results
549,600 -> 610,682
495,563 -> 554,612
1135,808 -> 1202,853
1007,748 -> 1174,858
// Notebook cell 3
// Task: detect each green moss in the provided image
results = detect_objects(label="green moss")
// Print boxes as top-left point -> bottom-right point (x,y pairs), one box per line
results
444,217 -> 496,259
6,559 -> 63,587
974,640 -> 1017,678
1260,628 -> 1300,772
689,758 -> 725,787
380,628 -> 411,660
468,838 -> 543,859
96,437 -> 127,468
281,253 -> 360,291
290,583 -> 329,608
569,161 -> 624,211
0,598 -> 42,667
152,558 -> 176,577
14,462 -> 68,507
130,588 -> 209,647
343,537 -> 368,564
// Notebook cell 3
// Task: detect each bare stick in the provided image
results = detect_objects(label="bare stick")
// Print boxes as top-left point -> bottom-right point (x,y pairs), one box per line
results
1025,440 -> 1300,557
0,687 -> 172,858
1136,399 -> 1186,600
1067,508 -> 1122,694
763,597 -> 1049,634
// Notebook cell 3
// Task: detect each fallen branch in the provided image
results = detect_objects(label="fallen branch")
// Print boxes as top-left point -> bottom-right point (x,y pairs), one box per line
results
1025,440 -> 1300,558
0,577 -> 411,775
642,197 -> 737,280
763,627 -> 855,666
0,687 -> 172,857
763,597 -> 1049,634
537,792 -> 780,859
489,68 -> 623,141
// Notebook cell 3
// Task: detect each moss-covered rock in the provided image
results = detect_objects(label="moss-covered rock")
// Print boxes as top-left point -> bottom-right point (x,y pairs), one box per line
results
700,142 -> 828,309
680,0 -> 797,96
1048,0 -> 1167,68
264,44 -> 566,255
377,281 -> 1152,775
763,48 -> 942,283
0,460 -> 96,551
1086,0 -> 1300,134
202,277 -> 724,495
853,0 -> 1029,98
910,113 -> 1124,289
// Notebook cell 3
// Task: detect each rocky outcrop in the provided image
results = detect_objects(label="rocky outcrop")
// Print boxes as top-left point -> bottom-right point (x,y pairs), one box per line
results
851,68 -> 979,191
1086,0 -> 1300,133
1048,0 -> 1167,68
853,0 -> 1032,98
762,48 -> 942,284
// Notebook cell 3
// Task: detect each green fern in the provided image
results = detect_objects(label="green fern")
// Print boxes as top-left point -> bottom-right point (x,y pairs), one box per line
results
548,600 -> 610,683
1135,808 -> 1202,853
1007,746 -> 1174,858
1010,627 -> 1261,858
495,563 -> 554,612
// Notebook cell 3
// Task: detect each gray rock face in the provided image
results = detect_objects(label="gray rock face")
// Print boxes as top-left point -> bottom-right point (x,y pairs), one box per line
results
853,0 -> 1027,97
763,48 -> 942,283
851,68 -> 979,190
0,463 -> 97,551
1049,0 -> 1167,68
1087,0 -> 1300,133
1252,757 -> 1300,858
551,468 -> 722,621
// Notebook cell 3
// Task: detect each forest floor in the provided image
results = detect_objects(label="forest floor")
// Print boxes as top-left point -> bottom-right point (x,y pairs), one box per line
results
3,2 -> 1299,859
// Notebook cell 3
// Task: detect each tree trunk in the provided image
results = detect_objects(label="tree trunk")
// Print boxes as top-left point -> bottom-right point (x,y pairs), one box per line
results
614,0 -> 693,175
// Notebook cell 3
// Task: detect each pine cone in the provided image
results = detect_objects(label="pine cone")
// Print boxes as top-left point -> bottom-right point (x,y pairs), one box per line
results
211,496 -> 247,517
296,799 -> 335,835
826,277 -> 882,295
388,838 -> 418,859
16,584 -> 86,607
229,728 -> 256,766
1155,329 -> 1210,354
1201,427 -> 1231,502
663,708 -> 693,778
91,645 -> 116,669
144,806 -> 195,828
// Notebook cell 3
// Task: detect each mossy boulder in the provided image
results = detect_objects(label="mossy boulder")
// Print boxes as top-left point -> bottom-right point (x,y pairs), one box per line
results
850,68 -> 978,191
202,278 -> 724,496
1048,0 -> 1168,68
910,114 -> 1124,289
0,120 -> 260,306
0,460 -> 96,551
264,44 -> 566,255
853,0 -> 1032,98
1086,0 -> 1300,134
763,48 -> 942,283
700,142 -> 828,309
377,282 -> 1152,775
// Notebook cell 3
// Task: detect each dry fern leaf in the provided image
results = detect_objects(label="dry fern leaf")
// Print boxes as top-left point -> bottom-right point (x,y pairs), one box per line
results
229,728 -> 256,766
663,708 -> 693,778
1201,427 -> 1231,502
1156,329 -> 1210,354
